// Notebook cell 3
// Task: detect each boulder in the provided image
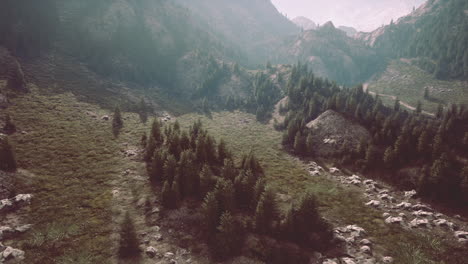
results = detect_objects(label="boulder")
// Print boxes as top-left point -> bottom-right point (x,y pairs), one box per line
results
15,224 -> 32,233
385,216 -> 403,224
145,246 -> 157,258
411,203 -> 432,211
329,167 -> 341,174
378,194 -> 395,202
341,257 -> 356,264
365,200 -> 380,207
410,218 -> 430,228
101,115 -> 110,121
396,202 -> 412,210
360,239 -> 372,246
382,256 -> 394,263
412,210 -> 433,217
164,252 -> 175,258
323,259 -> 339,264
360,245 -> 371,254
404,190 -> 417,199
0,226 -> 15,239
455,231 -> 468,240
15,194 -> 32,204
350,179 -> 361,186
1,246 -> 25,261
382,212 -> 390,218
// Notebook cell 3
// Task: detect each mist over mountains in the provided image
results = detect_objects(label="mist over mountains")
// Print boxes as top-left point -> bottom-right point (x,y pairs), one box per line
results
273,0 -> 427,31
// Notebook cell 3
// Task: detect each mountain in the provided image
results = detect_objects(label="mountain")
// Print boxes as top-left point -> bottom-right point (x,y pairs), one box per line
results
338,26 -> 358,37
292,16 -> 318,30
359,0 -> 468,80
174,0 -> 300,66
275,21 -> 384,85
0,0 -> 300,112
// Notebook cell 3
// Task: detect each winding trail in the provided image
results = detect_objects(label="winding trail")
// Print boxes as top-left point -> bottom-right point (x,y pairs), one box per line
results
363,83 -> 435,117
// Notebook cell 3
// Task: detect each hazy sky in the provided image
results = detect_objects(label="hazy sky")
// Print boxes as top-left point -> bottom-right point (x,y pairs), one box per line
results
271,0 -> 427,31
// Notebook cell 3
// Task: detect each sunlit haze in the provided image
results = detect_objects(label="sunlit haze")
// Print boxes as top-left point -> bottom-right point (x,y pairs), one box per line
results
271,0 -> 427,31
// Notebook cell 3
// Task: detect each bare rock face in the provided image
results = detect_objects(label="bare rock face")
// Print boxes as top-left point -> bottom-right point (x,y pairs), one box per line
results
306,110 -> 370,157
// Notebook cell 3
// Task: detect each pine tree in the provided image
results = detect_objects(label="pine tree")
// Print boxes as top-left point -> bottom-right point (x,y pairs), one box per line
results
415,101 -> 422,114
200,165 -> 216,197
424,87 -> 429,99
211,211 -> 245,259
365,145 -> 379,170
383,146 -> 395,169
394,97 -> 400,112
202,191 -> 220,234
217,139 -> 229,165
3,114 -> 16,135
161,181 -> 171,207
163,155 -> 177,184
214,179 -> 236,213
138,98 -> 148,123
0,137 -> 17,172
460,166 -> 468,203
140,133 -> 147,148
118,212 -> 140,258
171,177 -> 181,208
293,132 -> 306,154
254,189 -> 278,234
436,104 -> 444,119
112,106 -> 123,137
417,130 -> 430,156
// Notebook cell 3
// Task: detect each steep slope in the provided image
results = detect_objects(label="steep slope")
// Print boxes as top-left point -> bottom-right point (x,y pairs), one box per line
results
292,16 -> 317,30
277,22 -> 384,85
359,0 -> 468,80
174,0 -> 300,67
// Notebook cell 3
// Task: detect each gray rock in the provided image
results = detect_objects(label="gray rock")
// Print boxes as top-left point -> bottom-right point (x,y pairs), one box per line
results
410,218 -> 430,228
396,202 -> 412,210
360,245 -> 371,254
323,259 -> 339,264
145,246 -> 157,258
365,200 -> 380,207
385,216 -> 403,224
2,246 -> 25,261
455,231 -> 468,239
412,210 -> 433,217
15,194 -> 32,204
360,239 -> 372,245
382,256 -> 394,263
164,252 -> 175,258
404,190 -> 417,199
15,224 -> 32,233
341,257 -> 356,264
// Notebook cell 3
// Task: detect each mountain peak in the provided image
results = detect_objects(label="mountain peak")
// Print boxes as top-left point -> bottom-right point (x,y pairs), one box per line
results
292,16 -> 317,30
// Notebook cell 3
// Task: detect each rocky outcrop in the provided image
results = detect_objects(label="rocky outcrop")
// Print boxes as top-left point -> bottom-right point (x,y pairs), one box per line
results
0,194 -> 32,213
306,110 -> 371,157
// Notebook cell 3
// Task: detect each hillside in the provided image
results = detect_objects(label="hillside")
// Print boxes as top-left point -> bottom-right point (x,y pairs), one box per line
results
359,0 -> 468,80
276,22 -> 384,85
292,16 -> 318,30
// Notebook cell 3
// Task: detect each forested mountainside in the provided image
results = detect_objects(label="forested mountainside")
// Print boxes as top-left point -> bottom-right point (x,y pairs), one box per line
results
0,0 -> 286,112
360,0 -> 468,80
280,63 -> 468,208
175,0 -> 299,67
275,22 -> 384,86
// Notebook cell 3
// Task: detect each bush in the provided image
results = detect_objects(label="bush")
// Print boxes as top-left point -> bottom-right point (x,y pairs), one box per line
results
0,136 -> 17,172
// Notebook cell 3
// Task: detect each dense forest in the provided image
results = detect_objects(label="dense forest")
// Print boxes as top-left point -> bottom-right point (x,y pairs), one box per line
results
138,119 -> 334,262
280,63 -> 468,207
373,0 -> 468,80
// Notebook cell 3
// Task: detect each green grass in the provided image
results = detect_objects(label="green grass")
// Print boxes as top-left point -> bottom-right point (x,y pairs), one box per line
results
177,111 -> 467,264
4,85 -> 128,263
368,59 -> 468,113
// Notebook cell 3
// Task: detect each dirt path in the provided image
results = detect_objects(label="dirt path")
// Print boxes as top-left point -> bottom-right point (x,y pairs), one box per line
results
363,83 -> 435,117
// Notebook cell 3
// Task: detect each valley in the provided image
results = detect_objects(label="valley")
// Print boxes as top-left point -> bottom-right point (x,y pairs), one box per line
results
0,0 -> 467,263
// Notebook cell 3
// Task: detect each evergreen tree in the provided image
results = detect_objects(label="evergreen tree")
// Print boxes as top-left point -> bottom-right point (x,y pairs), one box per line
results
460,166 -> 468,203
112,106 -> 123,137
383,146 -> 395,169
3,114 -> 16,135
171,177 -> 181,208
415,101 -> 422,114
161,181 -> 172,209
163,155 -> 177,184
254,189 -> 278,234
140,133 -> 147,148
293,132 -> 306,155
365,145 -> 379,170
138,98 -> 148,123
0,137 -> 17,172
202,191 -> 220,234
118,212 -> 140,259
436,104 -> 444,119
211,211 -> 245,259
200,165 -> 216,197
148,150 -> 166,183
417,130 -> 430,156
217,139 -> 229,165
394,98 -> 400,112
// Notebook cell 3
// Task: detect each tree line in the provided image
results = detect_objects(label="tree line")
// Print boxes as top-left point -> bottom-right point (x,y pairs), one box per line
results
129,118 -> 334,262
280,63 -> 468,207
